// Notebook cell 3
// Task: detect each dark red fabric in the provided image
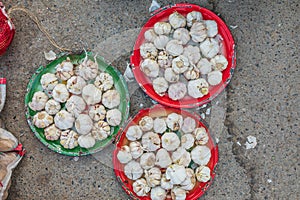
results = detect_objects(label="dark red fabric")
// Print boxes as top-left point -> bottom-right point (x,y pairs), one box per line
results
0,4 -> 15,55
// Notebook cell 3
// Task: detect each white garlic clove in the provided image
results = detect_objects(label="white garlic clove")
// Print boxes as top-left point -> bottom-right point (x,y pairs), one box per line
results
140,152 -> 156,170
54,110 -> 75,130
172,55 -> 189,74
29,91 -> 49,111
166,164 -> 187,185
124,160 -> 143,180
171,147 -> 191,167
173,28 -> 190,45
45,99 -> 61,115
151,186 -> 167,200
129,141 -> 144,159
171,187 -> 187,200
181,117 -> 196,133
161,132 -> 180,151
180,168 -> 196,191
200,38 -> 219,59
33,111 -> 53,128
195,166 -> 211,182
144,167 -> 161,187
94,72 -> 114,91
169,12 -> 186,29
126,125 -> 143,141
142,132 -> 160,152
187,78 -> 209,98
133,178 -> 151,197
161,174 -> 173,190
191,145 -> 211,165
66,76 -> 87,95
155,148 -> 172,168
183,45 -> 201,65
190,22 -> 207,43
141,58 -> 159,78
44,124 -> 61,141
166,40 -> 184,57
78,134 -> 96,149
193,127 -> 209,145
153,22 -> 172,35
186,11 -> 203,27
91,120 -> 110,140
166,113 -> 183,131
60,130 -> 79,149
52,84 -> 70,103
140,43 -> 158,59
183,67 -> 200,80
106,108 -> 122,126
168,82 -> 187,100
197,58 -> 213,74
139,116 -> 154,132
117,145 -> 133,164
181,134 -> 195,150
75,114 -> 93,135
75,59 -> 98,81
211,55 -> 228,71
205,20 -> 218,38
55,58 -> 74,81
65,95 -> 86,117
164,68 -> 179,83
157,51 -> 172,68
153,77 -> 168,97
88,104 -> 106,121
102,89 -> 120,109
153,117 -> 167,134
144,28 -> 158,42
40,73 -> 58,91
154,35 -> 169,50
82,84 -> 102,105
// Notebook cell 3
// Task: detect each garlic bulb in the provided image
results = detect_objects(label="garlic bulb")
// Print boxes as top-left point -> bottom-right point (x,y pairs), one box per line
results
54,110 -> 75,130
211,55 -> 228,71
164,68 -> 179,83
183,45 -> 201,65
153,22 -> 172,35
208,70 -> 223,86
82,84 -> 102,105
106,108 -> 122,126
52,84 -> 70,103
144,28 -> 158,42
45,99 -> 61,115
151,186 -> 167,200
155,148 -> 172,168
153,77 -> 168,96
166,113 -> 183,131
197,58 -> 212,75
129,141 -> 143,159
75,114 -> 93,135
195,166 -> 211,182
88,104 -> 106,121
140,43 -> 158,59
205,20 -> 218,38
102,89 -> 120,109
157,51 -> 172,68
166,164 -> 186,184
191,145 -> 211,165
180,168 -> 196,191
168,82 -> 187,100
141,58 -> 159,78
171,187 -> 186,200
139,116 -> 154,132
181,117 -> 196,134
141,132 -> 160,152
55,58 -> 74,81
133,178 -> 151,197
124,160 -> 143,180
181,134 -> 195,150
200,38 -> 219,59
183,67 -> 200,80
78,134 -> 96,148
29,91 -> 49,111
75,58 -> 98,81
161,174 -> 173,190
66,76 -> 87,95
65,95 -> 86,117
187,78 -> 209,98
173,28 -> 190,45
60,130 -> 79,149
166,40 -> 184,57
186,11 -> 203,27
169,12 -> 186,29
91,120 -> 110,140
44,124 -> 61,141
40,73 -> 58,91
172,55 -> 189,74
117,145 -> 132,164
190,22 -> 207,43
161,132 -> 180,151
126,125 -> 143,141
193,127 -> 209,145
94,72 -> 114,91
33,111 -> 53,128
154,35 -> 169,50
144,167 -> 161,187
153,118 -> 167,134
172,147 -> 191,167
140,152 -> 156,170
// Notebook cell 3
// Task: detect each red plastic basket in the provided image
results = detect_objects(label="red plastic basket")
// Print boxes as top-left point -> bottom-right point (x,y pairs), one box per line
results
130,3 -> 236,108
0,3 -> 15,56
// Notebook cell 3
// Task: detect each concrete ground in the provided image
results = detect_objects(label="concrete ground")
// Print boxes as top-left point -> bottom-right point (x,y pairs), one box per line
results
0,0 -> 298,199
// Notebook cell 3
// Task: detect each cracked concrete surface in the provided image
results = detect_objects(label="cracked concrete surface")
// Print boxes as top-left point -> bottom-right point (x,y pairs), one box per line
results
0,0 -> 298,199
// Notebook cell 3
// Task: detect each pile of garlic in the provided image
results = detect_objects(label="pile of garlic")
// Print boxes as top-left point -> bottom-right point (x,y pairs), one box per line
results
117,112 -> 212,199
28,56 -> 122,150
140,11 -> 228,100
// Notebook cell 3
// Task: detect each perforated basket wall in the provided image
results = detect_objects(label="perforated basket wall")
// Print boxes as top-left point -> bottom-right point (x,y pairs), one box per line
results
0,3 -> 15,56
